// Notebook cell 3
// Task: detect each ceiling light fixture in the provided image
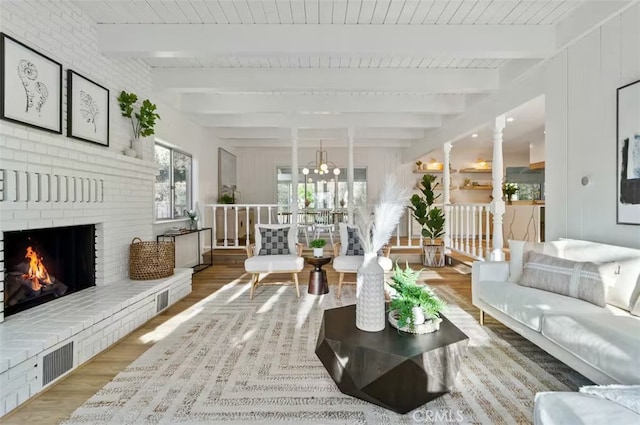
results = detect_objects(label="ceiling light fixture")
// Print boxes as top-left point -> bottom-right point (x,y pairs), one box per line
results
507,117 -> 514,122
302,140 -> 340,177
471,133 -> 478,138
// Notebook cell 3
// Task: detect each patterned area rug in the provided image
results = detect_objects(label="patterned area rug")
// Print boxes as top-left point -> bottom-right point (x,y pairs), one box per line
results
62,279 -> 590,425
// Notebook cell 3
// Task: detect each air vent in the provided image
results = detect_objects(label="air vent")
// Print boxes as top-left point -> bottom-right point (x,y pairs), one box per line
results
156,290 -> 169,313
42,341 -> 74,386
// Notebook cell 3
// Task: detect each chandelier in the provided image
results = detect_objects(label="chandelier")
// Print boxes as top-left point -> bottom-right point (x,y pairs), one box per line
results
302,140 -> 340,177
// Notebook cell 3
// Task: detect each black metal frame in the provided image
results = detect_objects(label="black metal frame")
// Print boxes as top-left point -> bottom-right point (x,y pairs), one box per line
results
157,227 -> 213,273
66,69 -> 110,147
616,78 -> 640,225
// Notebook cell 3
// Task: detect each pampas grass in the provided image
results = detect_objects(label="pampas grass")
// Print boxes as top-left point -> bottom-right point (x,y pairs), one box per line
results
355,175 -> 409,254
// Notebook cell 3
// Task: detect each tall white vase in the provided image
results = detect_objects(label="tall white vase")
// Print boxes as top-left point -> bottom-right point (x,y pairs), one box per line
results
356,252 -> 386,332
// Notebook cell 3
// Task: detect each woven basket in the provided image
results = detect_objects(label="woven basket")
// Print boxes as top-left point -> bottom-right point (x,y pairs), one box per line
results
129,237 -> 175,280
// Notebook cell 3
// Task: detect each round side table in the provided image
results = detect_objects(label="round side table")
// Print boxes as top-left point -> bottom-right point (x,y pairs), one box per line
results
304,256 -> 332,295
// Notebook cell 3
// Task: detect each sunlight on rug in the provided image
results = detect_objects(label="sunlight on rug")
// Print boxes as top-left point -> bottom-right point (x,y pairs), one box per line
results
62,281 -> 590,425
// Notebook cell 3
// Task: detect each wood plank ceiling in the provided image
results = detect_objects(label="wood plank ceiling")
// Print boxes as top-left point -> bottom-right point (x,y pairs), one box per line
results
73,1 -> 588,146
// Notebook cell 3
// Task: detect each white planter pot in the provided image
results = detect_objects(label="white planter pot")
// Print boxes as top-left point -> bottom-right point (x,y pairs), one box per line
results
423,243 -> 445,268
131,138 -> 143,159
412,306 -> 426,325
356,252 -> 385,332
313,247 -> 324,257
123,147 -> 137,157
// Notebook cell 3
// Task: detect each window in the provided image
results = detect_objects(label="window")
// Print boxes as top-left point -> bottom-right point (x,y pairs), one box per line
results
276,166 -> 367,209
155,143 -> 192,220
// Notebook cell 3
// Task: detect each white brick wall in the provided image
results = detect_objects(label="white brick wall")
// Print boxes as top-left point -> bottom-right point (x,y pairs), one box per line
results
0,0 -> 159,321
0,2 -> 195,417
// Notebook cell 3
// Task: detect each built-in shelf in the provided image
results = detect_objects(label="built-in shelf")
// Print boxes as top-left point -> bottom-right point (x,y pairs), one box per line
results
413,169 -> 457,174
459,185 -> 493,190
459,168 -> 493,174
414,186 -> 457,191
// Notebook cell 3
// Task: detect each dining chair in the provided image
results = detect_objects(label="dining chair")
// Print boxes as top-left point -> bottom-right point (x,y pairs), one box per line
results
313,208 -> 335,245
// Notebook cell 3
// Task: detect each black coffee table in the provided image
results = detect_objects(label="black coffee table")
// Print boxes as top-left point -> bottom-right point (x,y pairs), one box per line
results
315,304 -> 469,414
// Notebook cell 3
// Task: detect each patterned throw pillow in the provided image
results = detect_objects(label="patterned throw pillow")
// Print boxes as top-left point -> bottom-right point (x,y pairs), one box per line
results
519,251 -> 607,307
258,227 -> 290,255
346,227 -> 365,256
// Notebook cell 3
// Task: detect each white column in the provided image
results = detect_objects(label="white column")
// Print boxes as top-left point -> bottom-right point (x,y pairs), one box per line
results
490,115 -> 506,261
347,128 -> 355,224
443,141 -> 452,250
291,128 -> 299,235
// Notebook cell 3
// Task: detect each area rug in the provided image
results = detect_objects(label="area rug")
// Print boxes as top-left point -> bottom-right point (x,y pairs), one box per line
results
62,277 -> 590,425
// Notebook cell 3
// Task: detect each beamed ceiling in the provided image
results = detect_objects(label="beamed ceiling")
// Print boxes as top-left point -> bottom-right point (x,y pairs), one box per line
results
74,0 -> 636,150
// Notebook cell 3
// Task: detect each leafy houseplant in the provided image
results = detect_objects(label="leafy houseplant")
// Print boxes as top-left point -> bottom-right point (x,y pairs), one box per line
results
409,174 -> 446,267
186,209 -> 198,230
218,194 -> 235,204
387,263 -> 447,333
117,91 -> 160,158
502,183 -> 518,204
309,239 -> 326,257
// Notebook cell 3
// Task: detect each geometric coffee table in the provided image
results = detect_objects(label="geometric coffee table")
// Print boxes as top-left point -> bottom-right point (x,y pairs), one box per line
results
315,304 -> 469,414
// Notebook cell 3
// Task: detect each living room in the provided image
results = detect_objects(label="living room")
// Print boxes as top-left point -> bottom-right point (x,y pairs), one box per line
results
1,1 -> 639,424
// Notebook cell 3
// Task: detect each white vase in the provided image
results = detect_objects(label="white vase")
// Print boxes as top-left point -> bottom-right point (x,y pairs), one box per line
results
356,252 -> 385,332
131,138 -> 143,159
313,247 -> 324,257
123,147 -> 137,157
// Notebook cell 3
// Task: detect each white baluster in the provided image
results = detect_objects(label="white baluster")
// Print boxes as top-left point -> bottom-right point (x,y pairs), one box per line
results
464,205 -> 470,254
471,205 -> 477,257
490,116 -> 506,261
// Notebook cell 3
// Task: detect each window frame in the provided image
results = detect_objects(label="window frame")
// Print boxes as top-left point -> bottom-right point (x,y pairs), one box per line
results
154,141 -> 193,221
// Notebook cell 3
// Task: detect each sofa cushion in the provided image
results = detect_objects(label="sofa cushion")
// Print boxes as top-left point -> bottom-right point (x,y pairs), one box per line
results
534,392 -> 640,425
332,255 -> 393,273
258,227 -> 290,255
557,239 -> 640,312
254,224 -> 296,256
508,240 -> 545,282
540,313 -> 640,384
244,255 -> 304,273
345,226 -> 365,255
519,251 -> 607,307
476,280 -> 615,332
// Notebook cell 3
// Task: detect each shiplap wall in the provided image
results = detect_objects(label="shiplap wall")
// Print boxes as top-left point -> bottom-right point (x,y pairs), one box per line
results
545,3 -> 640,248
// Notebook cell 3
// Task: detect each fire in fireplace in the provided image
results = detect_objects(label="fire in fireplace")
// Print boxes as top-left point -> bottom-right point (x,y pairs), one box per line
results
4,225 -> 96,317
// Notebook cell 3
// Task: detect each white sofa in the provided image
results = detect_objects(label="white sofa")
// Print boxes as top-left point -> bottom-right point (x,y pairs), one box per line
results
472,238 -> 640,385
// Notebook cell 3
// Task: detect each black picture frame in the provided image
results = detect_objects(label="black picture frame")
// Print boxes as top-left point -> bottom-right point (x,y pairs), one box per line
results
0,32 -> 62,134
67,70 -> 110,147
616,79 -> 640,225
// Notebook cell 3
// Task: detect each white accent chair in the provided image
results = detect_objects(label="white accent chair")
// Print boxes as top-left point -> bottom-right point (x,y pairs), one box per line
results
332,223 -> 393,298
244,224 -> 304,299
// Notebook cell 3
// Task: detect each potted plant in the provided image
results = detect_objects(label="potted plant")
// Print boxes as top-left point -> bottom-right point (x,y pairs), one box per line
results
186,209 -> 198,231
218,194 -> 235,204
117,91 -> 160,158
503,183 -> 518,205
387,263 -> 447,333
309,239 -> 326,257
409,174 -> 446,267
415,160 -> 423,171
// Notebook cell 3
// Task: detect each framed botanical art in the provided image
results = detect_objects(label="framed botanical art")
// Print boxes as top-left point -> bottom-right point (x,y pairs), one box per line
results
67,70 -> 109,146
0,32 -> 62,134
616,79 -> 640,225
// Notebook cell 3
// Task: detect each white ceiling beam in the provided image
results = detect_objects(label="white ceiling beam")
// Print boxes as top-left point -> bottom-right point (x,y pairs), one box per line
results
212,128 -> 424,140
191,113 -> 441,129
224,139 -> 414,148
556,1 -> 636,50
179,93 -> 466,114
154,68 -> 498,93
97,24 -> 555,59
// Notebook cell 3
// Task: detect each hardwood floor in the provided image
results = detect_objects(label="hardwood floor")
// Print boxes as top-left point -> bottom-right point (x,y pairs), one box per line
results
0,262 -> 473,425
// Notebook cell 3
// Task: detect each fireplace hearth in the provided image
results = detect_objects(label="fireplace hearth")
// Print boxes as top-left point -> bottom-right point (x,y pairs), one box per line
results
4,225 -> 96,317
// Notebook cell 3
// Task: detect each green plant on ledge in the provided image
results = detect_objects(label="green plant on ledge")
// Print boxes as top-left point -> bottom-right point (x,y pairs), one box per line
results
388,263 -> 447,332
502,183 -> 518,204
117,91 -> 161,139
309,239 -> 327,249
218,194 -> 235,204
